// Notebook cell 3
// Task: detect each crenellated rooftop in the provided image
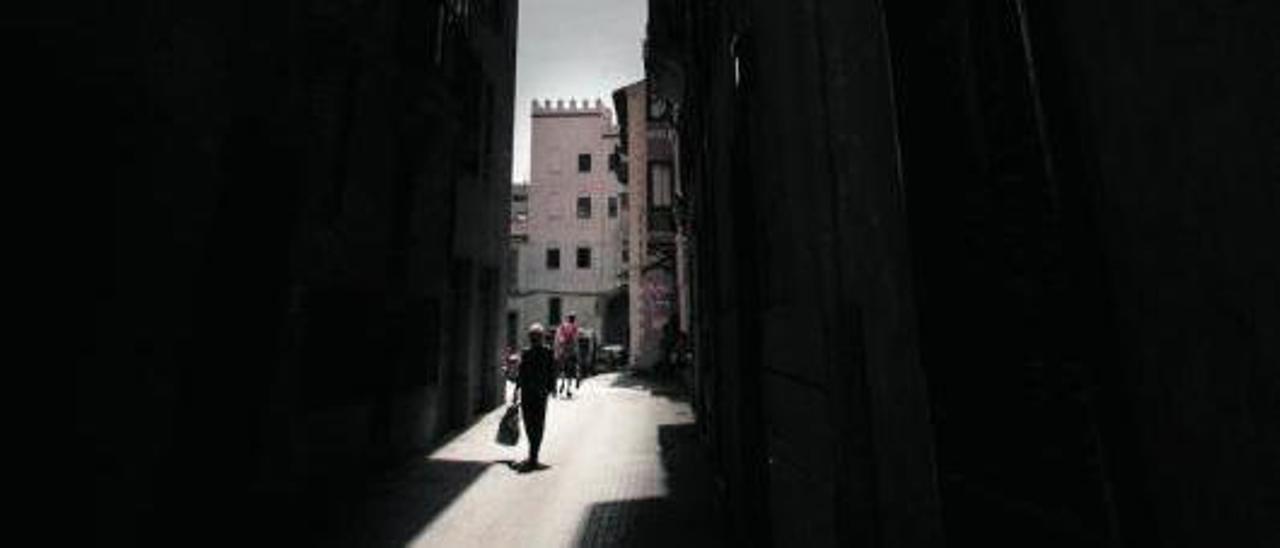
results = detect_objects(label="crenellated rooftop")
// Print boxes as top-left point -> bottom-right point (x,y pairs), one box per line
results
531,97 -> 612,118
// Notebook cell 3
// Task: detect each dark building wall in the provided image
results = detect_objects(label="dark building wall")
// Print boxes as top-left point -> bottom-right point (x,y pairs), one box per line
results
734,2 -> 944,546
35,1 -> 518,544
1022,3 -> 1280,546
654,0 -> 943,545
882,3 -> 1126,545
669,3 -> 773,543
886,2 -> 1280,546
658,0 -> 1278,547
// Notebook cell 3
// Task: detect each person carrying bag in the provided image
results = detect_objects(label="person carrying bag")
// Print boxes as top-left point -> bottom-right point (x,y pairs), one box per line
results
510,323 -> 556,471
496,401 -> 521,446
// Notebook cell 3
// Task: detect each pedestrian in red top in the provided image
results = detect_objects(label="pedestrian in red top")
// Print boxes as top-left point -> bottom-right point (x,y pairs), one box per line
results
555,312 -> 581,398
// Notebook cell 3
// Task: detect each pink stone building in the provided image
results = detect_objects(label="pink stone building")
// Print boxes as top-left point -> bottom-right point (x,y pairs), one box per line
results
508,99 -> 629,350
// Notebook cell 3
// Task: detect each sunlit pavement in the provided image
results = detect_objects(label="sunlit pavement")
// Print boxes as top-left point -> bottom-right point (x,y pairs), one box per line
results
315,371 -> 723,547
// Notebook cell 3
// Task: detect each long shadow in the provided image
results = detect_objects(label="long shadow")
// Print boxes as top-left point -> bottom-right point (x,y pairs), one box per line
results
288,458 -> 494,548
137,458 -> 492,548
574,423 -> 726,547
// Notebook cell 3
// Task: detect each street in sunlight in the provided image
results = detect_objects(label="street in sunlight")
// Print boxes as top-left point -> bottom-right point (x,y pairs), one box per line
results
305,371 -> 722,548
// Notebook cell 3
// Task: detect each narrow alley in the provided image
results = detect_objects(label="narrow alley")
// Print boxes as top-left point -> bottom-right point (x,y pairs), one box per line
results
301,371 -> 722,547
44,1 -> 1278,546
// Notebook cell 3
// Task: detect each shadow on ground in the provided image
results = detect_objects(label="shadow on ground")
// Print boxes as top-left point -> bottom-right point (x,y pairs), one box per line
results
291,458 -> 494,547
574,422 -> 725,546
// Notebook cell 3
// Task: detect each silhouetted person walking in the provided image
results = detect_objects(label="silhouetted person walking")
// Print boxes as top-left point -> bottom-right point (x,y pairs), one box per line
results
516,323 -> 555,471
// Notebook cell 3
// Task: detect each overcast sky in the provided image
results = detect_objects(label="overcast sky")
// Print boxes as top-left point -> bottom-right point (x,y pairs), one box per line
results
511,0 -> 647,183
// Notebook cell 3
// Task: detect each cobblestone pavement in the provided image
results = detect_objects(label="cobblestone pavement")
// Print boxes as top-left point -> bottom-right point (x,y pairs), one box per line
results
318,371 -> 724,547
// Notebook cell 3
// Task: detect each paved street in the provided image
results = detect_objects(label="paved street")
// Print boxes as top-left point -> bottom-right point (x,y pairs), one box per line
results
307,371 -> 723,547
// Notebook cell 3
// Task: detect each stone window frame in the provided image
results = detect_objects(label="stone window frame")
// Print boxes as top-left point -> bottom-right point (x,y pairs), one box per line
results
549,296 -> 563,326
546,245 -> 561,270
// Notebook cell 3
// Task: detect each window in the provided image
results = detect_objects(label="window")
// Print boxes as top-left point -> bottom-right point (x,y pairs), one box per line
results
648,162 -> 674,208
622,248 -> 629,263
608,196 -> 618,218
549,297 -> 562,326
577,196 -> 592,219
546,248 -> 561,270
578,153 -> 592,173
620,192 -> 629,211
648,95 -> 670,121
577,247 -> 591,269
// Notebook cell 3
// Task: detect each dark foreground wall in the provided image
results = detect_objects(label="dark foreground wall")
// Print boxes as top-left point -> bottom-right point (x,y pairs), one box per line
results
1025,4 -> 1280,546
657,0 -> 1279,546
20,1 -> 517,544
655,1 -> 943,545
891,2 -> 1279,545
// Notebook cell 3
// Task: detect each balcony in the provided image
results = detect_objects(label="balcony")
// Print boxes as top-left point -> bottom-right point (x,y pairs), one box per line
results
510,212 -> 529,242
647,207 -> 675,238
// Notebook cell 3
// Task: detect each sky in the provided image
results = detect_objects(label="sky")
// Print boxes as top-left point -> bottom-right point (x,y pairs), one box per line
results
511,0 -> 647,183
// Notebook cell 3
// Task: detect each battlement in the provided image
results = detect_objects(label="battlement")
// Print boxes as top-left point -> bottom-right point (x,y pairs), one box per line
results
532,97 -> 612,118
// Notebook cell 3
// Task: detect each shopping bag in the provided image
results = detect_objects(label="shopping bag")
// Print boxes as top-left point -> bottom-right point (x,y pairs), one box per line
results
496,404 -> 521,446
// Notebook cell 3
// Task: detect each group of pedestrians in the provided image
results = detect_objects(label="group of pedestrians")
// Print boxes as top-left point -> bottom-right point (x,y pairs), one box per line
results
511,312 -> 585,472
